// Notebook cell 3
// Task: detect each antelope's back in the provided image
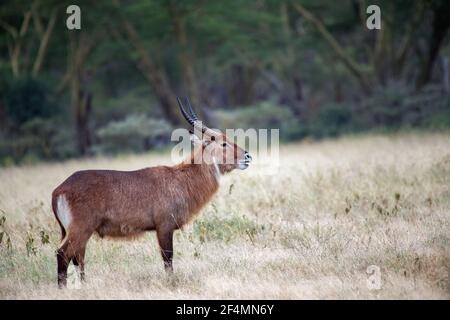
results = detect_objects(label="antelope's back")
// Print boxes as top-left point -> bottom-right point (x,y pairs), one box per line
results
51,167 -> 185,230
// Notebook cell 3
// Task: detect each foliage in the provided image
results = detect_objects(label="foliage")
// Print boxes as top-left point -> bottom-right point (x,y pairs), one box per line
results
214,101 -> 295,138
94,114 -> 173,154
0,0 -> 449,165
2,76 -> 58,126
308,103 -> 354,138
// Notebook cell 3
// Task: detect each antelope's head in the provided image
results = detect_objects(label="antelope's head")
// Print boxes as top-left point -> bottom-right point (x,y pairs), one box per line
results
178,97 -> 252,173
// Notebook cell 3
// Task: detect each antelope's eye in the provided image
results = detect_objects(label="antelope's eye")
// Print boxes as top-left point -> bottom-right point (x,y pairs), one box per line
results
222,143 -> 227,147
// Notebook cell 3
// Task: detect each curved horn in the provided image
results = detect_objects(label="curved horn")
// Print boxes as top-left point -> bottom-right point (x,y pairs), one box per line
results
178,96 -> 216,136
185,97 -> 198,121
177,97 -> 195,125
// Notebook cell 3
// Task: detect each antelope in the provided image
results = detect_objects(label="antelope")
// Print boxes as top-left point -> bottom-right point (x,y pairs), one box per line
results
51,97 -> 252,287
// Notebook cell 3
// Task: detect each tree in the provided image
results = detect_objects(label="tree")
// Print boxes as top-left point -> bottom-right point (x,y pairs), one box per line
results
292,0 -> 449,94
416,0 -> 450,90
0,0 -> 59,78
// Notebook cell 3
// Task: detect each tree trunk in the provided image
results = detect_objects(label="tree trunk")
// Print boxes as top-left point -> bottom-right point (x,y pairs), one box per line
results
70,66 -> 93,156
120,15 -> 184,125
393,1 -> 425,78
67,33 -> 98,156
75,90 -> 93,155
334,81 -> 343,103
416,2 -> 450,90
170,3 -> 204,119
0,101 -> 6,133
442,56 -> 449,93
373,20 -> 391,86
229,64 -> 257,106
70,68 -> 85,155
4,11 -> 32,77
281,2 -> 304,111
293,75 -> 304,102
32,8 -> 57,77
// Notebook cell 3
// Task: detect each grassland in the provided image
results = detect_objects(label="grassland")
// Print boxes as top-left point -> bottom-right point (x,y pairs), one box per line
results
0,132 -> 449,299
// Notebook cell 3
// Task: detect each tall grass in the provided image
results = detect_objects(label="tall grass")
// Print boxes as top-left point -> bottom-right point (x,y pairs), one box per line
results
0,132 -> 449,299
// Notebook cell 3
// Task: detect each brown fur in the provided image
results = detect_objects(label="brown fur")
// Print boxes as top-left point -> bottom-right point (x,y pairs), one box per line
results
52,134 -> 249,287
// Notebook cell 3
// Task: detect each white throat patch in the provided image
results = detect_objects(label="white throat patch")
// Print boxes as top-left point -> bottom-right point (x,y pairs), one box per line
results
212,156 -> 221,182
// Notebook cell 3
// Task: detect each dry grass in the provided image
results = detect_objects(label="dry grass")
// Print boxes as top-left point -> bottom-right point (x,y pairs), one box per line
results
0,132 -> 449,299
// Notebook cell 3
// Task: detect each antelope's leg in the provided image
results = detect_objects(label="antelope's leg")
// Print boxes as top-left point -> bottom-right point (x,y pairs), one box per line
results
72,245 -> 87,282
56,244 -> 70,288
57,235 -> 75,288
57,227 -> 92,288
156,228 -> 174,272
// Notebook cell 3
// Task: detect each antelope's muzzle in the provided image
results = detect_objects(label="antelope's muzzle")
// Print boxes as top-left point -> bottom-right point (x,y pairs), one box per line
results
239,151 -> 252,170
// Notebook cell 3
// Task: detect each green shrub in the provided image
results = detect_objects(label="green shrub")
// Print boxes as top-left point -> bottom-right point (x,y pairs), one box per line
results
308,103 -> 354,138
423,99 -> 450,129
0,76 -> 67,165
0,117 -> 75,165
363,85 -> 450,130
214,101 -> 298,141
94,114 -> 173,154
2,76 -> 58,126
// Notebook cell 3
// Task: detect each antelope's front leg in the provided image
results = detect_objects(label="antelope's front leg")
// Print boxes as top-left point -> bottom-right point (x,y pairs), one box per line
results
156,227 -> 174,272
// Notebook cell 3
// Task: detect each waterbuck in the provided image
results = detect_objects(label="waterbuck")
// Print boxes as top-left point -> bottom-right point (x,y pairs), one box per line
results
51,97 -> 252,287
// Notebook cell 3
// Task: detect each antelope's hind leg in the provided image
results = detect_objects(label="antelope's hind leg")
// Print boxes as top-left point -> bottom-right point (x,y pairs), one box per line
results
72,245 -> 87,282
56,227 -> 92,288
56,239 -> 70,288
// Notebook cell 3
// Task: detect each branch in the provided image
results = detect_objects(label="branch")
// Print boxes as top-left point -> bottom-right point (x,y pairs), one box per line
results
292,2 -> 372,94
0,20 -> 18,38
32,8 -> 58,76
394,1 -> 425,75
56,29 -> 105,94
31,2 -> 45,37
10,11 -> 32,76
19,11 -> 32,37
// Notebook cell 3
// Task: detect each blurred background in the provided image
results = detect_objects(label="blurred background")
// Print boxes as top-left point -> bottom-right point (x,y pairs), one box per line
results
0,0 -> 449,166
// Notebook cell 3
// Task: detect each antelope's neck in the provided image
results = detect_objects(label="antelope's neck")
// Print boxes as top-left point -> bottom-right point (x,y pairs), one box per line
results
175,159 -> 221,215
183,146 -> 223,183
